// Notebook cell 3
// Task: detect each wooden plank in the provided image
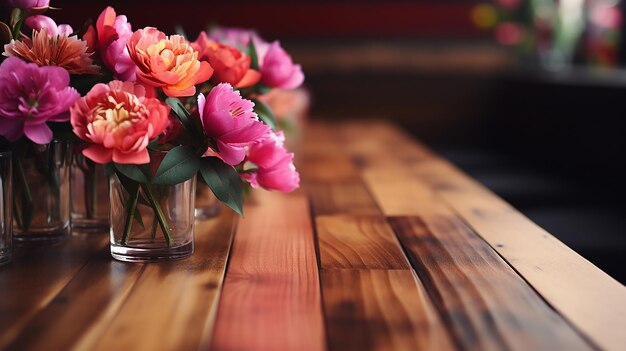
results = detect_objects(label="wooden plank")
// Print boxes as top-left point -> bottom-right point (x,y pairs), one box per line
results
87,212 -> 238,351
210,190 -> 326,351
321,269 -> 455,351
411,160 -> 626,351
390,215 -> 593,350
316,215 -> 409,270
4,246 -> 144,351
307,180 -> 382,216
0,234 -> 109,349
298,154 -> 360,182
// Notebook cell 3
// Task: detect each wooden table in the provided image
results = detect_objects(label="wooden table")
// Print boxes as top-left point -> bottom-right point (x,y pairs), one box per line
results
1,121 -> 625,351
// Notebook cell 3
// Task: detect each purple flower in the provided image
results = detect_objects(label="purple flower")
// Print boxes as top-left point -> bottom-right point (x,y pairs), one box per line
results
0,57 -> 79,144
6,0 -> 49,9
24,15 -> 73,36
208,26 -> 256,50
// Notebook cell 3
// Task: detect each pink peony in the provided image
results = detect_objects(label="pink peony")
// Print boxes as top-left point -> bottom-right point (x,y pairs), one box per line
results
0,57 -> 79,144
242,131 -> 299,192
7,0 -> 49,9
70,81 -> 170,164
197,83 -> 270,166
191,32 -> 260,88
127,27 -> 213,97
85,7 -> 135,81
25,15 -> 73,36
259,41 -> 304,89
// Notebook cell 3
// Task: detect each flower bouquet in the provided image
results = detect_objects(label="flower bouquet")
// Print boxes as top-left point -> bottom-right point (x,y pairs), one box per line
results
0,2 -> 302,260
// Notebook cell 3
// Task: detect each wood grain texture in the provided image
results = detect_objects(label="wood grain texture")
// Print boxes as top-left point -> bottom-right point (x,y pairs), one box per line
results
316,215 -> 409,270
390,215 -> 593,351
307,180 -> 382,216
413,161 -> 626,351
3,245 -> 143,351
299,154 -> 360,182
0,234 -> 108,349
321,269 -> 455,351
210,190 -> 326,351
87,212 -> 237,351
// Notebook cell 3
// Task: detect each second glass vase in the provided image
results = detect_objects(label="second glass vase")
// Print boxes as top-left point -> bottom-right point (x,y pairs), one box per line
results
12,140 -> 71,241
109,174 -> 196,262
71,151 -> 109,231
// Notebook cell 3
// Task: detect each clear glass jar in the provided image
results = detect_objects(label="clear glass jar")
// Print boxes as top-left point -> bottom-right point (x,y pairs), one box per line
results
109,174 -> 196,262
71,151 -> 109,231
0,151 -> 12,266
12,140 -> 71,241
195,182 -> 221,219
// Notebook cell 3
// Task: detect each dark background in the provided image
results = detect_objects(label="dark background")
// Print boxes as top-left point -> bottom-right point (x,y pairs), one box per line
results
18,0 -> 626,283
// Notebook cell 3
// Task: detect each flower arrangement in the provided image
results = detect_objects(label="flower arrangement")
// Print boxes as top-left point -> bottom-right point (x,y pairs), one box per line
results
0,2 -> 303,257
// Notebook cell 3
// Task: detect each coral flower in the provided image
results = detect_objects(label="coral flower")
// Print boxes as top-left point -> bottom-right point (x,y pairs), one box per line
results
191,31 -> 260,88
242,131 -> 299,192
70,81 -> 170,164
127,27 -> 213,97
83,7 -> 135,81
0,57 -> 79,144
4,29 -> 99,75
198,83 -> 270,166
259,41 -> 304,89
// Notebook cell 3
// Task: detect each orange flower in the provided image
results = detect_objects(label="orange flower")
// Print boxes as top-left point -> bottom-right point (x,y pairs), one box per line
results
127,27 -> 213,97
4,29 -> 99,75
191,31 -> 260,88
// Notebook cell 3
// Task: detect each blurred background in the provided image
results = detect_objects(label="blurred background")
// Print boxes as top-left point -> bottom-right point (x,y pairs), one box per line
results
50,0 -> 625,283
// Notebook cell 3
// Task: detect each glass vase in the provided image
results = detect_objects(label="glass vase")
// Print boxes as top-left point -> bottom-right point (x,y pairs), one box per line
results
109,174 -> 196,262
195,182 -> 221,219
71,151 -> 109,231
12,140 -> 71,241
0,151 -> 12,266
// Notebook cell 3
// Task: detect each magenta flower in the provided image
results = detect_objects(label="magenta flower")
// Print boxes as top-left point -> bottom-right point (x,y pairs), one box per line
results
94,6 -> 135,81
25,15 -> 73,36
7,0 -> 49,9
197,83 -> 270,165
242,131 -> 299,192
259,41 -> 304,89
0,57 -> 79,144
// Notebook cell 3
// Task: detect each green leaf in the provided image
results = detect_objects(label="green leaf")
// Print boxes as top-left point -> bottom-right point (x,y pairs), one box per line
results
152,145 -> 202,185
252,98 -> 277,131
248,39 -> 259,71
199,157 -> 243,215
103,163 -> 116,177
166,97 -> 199,136
114,163 -> 150,183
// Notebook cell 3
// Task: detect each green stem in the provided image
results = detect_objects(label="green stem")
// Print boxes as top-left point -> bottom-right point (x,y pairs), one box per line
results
150,213 -> 158,241
120,186 -> 139,246
15,158 -> 33,231
141,184 -> 174,246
